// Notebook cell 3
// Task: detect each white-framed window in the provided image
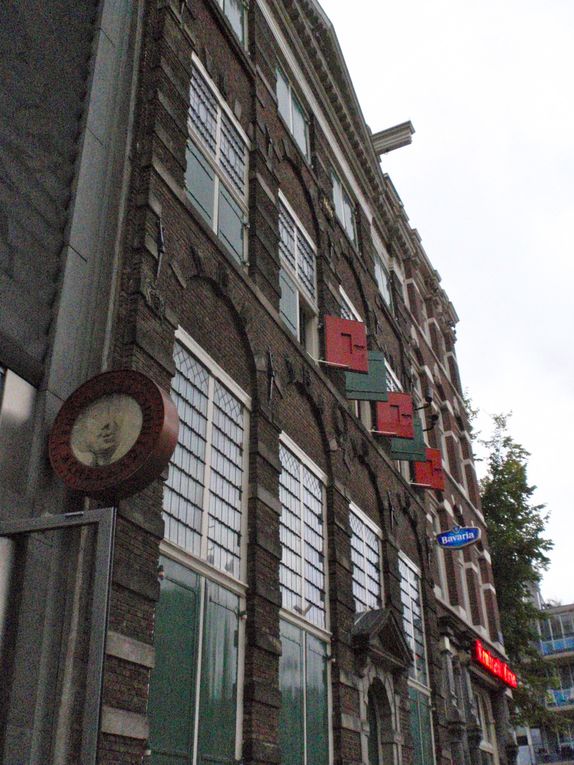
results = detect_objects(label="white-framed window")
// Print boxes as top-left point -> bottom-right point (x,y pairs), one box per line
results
163,330 -> 250,583
278,194 -> 318,353
332,169 -> 356,243
399,553 -> 435,765
216,0 -> 247,45
339,286 -> 361,322
276,67 -> 310,158
399,555 -> 428,687
186,59 -> 249,263
374,256 -> 393,309
279,619 -> 331,765
278,435 -> 327,631
474,691 -> 499,765
385,357 -> 402,392
349,505 -> 382,613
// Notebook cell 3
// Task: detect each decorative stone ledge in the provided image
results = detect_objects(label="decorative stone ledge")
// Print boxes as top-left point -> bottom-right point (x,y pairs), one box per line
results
106,630 -> 155,668
100,705 -> 149,740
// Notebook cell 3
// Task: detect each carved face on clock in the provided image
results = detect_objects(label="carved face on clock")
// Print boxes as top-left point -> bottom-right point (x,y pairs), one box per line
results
70,394 -> 143,467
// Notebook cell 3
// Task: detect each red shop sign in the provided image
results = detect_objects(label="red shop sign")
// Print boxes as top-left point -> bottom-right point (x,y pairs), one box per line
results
473,639 -> 517,689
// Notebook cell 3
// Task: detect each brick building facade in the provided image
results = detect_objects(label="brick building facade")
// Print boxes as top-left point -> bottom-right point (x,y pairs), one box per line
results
0,1 -> 518,764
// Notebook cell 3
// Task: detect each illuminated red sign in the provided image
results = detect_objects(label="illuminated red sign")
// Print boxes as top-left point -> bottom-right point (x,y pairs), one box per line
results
473,640 -> 517,688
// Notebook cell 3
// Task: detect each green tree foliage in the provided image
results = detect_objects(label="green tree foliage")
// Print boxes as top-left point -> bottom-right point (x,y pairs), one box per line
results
480,414 -> 555,726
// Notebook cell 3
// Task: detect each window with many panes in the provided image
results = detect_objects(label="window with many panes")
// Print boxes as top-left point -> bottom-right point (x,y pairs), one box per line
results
163,336 -> 249,581
279,439 -> 327,630
400,554 -> 435,765
148,558 -> 243,765
350,506 -> 382,613
216,0 -> 247,45
474,691 -> 499,765
332,170 -> 356,243
186,61 -> 248,263
278,195 -> 318,351
276,68 -> 310,158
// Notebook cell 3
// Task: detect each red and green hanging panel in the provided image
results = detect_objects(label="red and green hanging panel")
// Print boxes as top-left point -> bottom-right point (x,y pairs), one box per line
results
345,351 -> 388,401
390,415 -> 426,462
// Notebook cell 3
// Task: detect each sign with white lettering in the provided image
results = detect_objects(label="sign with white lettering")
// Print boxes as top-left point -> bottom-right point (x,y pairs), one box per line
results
436,525 -> 481,549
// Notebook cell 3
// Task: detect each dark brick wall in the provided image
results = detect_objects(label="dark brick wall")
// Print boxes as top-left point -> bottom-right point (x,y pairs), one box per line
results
94,1 -> 511,764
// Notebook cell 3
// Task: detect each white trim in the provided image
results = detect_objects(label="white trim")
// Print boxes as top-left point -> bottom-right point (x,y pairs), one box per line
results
349,502 -> 382,539
160,539 -> 248,598
339,286 -> 362,321
256,0 -> 372,223
191,52 -> 250,145
398,549 -> 421,577
175,327 -> 252,407
279,431 -> 327,482
278,190 -> 316,253
279,608 -> 332,644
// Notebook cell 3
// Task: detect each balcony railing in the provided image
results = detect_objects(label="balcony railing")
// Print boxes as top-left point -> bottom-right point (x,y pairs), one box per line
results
540,636 -> 574,656
534,749 -> 574,764
547,688 -> 574,707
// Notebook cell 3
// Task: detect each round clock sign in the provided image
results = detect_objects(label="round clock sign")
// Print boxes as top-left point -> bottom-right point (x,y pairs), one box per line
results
49,370 -> 179,502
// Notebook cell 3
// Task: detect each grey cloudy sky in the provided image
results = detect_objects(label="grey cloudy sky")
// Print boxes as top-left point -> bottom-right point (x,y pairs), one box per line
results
318,0 -> 574,603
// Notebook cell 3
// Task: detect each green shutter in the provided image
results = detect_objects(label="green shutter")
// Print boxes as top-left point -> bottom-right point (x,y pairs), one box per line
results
390,415 -> 426,461
279,621 -> 305,765
279,269 -> 299,337
306,635 -> 329,765
197,581 -> 239,765
185,143 -> 215,225
409,686 -> 434,765
218,185 -> 244,262
148,558 -> 200,765
345,351 -> 387,401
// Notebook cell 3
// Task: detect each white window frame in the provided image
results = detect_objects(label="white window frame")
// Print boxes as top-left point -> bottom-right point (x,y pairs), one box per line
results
276,67 -> 310,159
339,286 -> 362,322
399,552 -> 430,691
162,327 -> 251,589
278,192 -> 318,355
186,55 -> 250,262
278,431 -> 330,635
474,690 -> 500,765
349,502 -> 383,614
332,169 -> 356,243
216,0 -> 248,46
385,357 -> 402,392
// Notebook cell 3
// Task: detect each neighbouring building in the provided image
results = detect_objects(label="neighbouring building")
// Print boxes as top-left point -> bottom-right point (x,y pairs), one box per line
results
517,600 -> 574,765
0,1 -> 519,764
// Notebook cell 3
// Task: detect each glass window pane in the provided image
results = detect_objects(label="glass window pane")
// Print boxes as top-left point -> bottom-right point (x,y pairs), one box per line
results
277,69 -> 291,124
189,68 -> 218,154
279,622 -> 305,765
218,185 -> 244,261
185,143 -> 215,225
375,258 -> 392,306
220,113 -> 246,195
279,204 -> 297,270
306,635 -> 329,765
292,95 -> 309,157
332,173 -> 344,222
279,269 -> 299,338
197,581 -> 239,764
223,0 -> 244,43
343,190 -> 355,242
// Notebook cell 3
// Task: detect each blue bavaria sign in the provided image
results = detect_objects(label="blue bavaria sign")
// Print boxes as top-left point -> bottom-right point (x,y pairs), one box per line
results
436,525 -> 481,549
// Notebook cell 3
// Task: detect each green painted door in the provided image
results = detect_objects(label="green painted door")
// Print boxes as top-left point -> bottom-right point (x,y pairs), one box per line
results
197,581 -> 239,765
279,621 -> 305,765
148,558 -> 200,765
305,635 -> 329,765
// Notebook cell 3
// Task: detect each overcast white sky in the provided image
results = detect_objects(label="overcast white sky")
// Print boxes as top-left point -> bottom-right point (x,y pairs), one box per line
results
318,0 -> 574,603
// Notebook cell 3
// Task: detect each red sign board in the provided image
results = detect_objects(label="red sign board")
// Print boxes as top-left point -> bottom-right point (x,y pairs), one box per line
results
473,640 -> 517,688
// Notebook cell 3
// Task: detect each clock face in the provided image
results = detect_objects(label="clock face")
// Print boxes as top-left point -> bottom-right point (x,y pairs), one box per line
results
70,393 -> 143,467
